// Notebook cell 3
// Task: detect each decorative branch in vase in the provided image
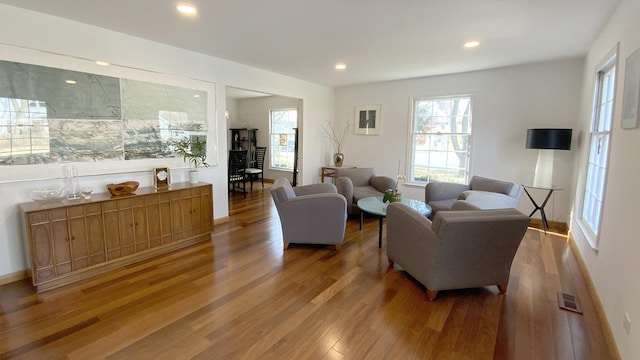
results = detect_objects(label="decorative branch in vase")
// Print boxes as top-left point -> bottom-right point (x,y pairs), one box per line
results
322,119 -> 350,167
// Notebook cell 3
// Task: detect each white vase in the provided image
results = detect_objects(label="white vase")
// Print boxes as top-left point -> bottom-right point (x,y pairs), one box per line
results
189,170 -> 199,184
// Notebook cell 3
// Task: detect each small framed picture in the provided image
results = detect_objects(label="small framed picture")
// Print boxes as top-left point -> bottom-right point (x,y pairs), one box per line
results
622,47 -> 640,129
354,104 -> 381,135
153,167 -> 170,189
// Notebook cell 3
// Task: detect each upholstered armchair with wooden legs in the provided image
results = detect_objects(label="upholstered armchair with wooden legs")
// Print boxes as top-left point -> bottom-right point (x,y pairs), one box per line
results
425,175 -> 523,217
270,178 -> 347,250
386,202 -> 530,301
335,167 -> 396,215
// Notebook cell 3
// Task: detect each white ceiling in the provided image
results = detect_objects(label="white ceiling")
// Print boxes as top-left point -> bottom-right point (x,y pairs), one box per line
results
0,0 -> 620,87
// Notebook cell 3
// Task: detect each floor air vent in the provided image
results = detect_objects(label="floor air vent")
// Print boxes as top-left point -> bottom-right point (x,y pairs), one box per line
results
557,292 -> 583,314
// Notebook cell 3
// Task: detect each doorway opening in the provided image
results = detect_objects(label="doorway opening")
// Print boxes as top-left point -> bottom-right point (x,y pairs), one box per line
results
225,86 -> 302,206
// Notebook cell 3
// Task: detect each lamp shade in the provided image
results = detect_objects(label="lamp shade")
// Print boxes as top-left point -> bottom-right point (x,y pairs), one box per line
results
526,128 -> 572,150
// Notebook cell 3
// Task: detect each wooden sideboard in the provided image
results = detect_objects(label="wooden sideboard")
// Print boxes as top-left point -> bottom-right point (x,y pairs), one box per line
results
20,182 -> 213,292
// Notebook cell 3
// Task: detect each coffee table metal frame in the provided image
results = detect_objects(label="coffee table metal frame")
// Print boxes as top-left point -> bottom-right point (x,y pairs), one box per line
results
357,196 -> 432,248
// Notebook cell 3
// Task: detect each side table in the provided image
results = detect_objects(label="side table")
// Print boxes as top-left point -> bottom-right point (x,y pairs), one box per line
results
522,184 -> 562,232
321,165 -> 356,183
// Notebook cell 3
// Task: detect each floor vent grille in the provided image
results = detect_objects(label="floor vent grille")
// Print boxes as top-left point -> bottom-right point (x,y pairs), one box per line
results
557,292 -> 583,314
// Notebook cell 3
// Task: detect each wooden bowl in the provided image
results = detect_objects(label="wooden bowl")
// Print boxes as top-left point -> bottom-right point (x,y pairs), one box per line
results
107,181 -> 139,196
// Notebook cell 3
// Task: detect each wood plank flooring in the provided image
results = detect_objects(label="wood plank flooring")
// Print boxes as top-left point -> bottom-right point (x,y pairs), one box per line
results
0,184 -> 619,359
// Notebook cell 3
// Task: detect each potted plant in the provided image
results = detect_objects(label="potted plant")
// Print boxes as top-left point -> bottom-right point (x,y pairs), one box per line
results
173,137 -> 209,184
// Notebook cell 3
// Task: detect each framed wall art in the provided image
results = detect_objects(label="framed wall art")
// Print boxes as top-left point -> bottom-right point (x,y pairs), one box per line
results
354,104 -> 381,135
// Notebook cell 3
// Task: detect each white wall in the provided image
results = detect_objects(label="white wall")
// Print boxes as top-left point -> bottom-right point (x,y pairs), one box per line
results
229,95 -> 302,182
334,59 -> 583,220
0,4 -> 334,277
571,0 -> 640,358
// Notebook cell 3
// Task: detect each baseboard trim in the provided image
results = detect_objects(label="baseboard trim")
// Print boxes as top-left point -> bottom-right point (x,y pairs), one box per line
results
0,270 -> 28,285
567,231 -> 621,359
214,216 -> 231,225
528,218 -> 568,235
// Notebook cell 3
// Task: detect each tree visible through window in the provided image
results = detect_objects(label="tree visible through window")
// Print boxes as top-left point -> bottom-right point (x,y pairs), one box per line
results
580,51 -> 616,248
409,96 -> 472,184
270,109 -> 297,170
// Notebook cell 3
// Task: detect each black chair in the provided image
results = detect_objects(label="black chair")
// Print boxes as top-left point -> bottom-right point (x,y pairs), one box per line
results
244,146 -> 266,191
228,150 -> 248,198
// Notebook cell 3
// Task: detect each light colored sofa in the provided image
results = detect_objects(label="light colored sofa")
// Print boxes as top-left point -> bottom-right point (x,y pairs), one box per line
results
425,175 -> 522,216
335,168 -> 396,215
386,202 -> 530,300
270,178 -> 347,249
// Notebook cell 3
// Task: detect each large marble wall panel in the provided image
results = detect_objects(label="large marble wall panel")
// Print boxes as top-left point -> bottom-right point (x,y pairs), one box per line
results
121,79 -> 206,126
0,60 -> 210,166
123,119 -> 173,160
0,60 -> 121,119
49,119 -> 123,161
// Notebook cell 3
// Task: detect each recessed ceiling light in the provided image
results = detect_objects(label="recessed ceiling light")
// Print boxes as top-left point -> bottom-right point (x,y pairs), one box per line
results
65,80 -> 77,84
95,60 -> 110,66
464,41 -> 480,48
177,3 -> 198,15
335,63 -> 347,71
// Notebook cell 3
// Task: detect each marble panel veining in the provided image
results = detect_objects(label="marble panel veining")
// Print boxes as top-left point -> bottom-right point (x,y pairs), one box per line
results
123,119 -> 174,160
49,119 -> 123,162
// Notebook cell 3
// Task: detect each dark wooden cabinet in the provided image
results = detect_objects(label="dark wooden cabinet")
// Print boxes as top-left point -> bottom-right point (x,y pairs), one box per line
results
230,128 -> 258,167
21,182 -> 213,292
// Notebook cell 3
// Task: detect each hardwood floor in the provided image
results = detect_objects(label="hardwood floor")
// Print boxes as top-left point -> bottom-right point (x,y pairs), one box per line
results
0,184 -> 619,359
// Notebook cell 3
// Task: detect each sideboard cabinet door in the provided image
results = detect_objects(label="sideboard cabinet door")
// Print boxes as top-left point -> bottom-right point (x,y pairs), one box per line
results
27,212 -> 54,283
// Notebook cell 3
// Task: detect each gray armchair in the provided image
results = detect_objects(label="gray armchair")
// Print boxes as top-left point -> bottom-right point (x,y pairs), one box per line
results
425,175 -> 522,216
271,178 -> 347,249
335,168 -> 396,215
386,202 -> 530,300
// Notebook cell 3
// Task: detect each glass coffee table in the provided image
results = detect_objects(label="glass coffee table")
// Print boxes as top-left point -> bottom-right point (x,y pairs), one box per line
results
357,196 -> 432,248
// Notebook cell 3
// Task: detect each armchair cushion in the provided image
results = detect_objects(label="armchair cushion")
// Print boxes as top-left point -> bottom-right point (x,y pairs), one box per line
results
387,203 -> 530,300
335,168 -> 395,215
469,176 -> 521,197
271,178 -> 347,247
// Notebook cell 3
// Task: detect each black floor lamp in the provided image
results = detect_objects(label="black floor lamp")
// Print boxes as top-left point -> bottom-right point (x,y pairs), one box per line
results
526,128 -> 572,188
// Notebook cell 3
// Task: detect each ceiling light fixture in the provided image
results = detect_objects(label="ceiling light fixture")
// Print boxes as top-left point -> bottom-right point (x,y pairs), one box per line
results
65,80 -> 77,84
95,60 -> 110,66
335,63 -> 347,71
464,41 -> 480,48
177,3 -> 198,15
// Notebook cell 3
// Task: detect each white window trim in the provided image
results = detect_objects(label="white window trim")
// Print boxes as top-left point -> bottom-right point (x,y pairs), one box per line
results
269,108 -> 297,171
406,95 -> 473,185
577,43 -> 618,250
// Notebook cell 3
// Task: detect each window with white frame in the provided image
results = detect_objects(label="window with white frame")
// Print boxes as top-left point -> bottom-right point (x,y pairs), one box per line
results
409,96 -> 472,184
270,108 -> 297,170
580,51 -> 617,247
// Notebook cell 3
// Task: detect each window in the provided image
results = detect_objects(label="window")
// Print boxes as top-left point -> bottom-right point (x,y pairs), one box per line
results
409,96 -> 472,184
270,109 -> 297,170
580,51 -> 616,247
